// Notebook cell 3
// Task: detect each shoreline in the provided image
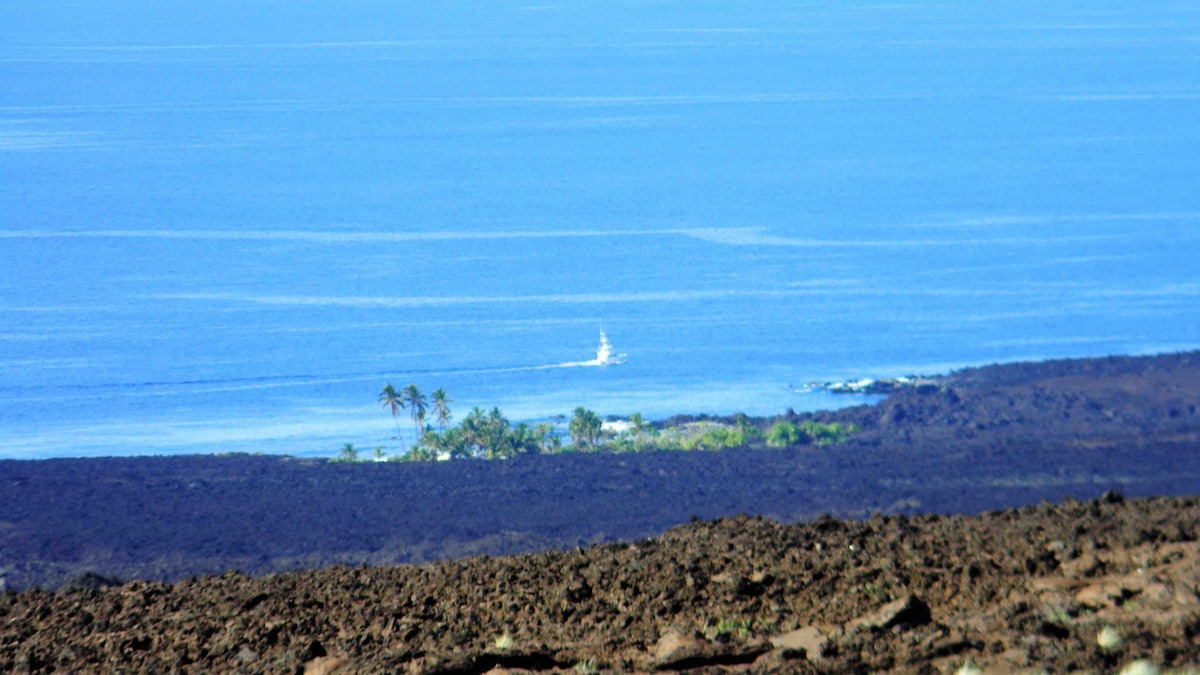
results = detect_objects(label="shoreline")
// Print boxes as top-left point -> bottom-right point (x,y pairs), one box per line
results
5,347 -> 1197,463
6,343 -> 1196,464
1,348 -> 1198,593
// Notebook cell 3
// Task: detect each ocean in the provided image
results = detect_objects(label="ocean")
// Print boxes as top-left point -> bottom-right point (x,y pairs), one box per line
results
2,1 -> 1198,459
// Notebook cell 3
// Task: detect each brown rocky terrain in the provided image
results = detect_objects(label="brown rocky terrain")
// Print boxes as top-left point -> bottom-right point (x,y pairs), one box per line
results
2,493 -> 1198,673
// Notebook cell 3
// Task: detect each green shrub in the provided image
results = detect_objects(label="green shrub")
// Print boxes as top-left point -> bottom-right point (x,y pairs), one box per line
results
331,443 -> 360,462
765,421 -> 857,448
766,422 -> 805,448
680,424 -> 749,451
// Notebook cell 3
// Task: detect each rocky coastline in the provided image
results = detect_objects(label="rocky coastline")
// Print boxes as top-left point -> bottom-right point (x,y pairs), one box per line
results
2,350 -> 1199,672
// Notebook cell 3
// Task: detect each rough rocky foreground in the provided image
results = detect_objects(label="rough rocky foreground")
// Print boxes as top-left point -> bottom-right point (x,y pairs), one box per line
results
3,493 -> 1198,673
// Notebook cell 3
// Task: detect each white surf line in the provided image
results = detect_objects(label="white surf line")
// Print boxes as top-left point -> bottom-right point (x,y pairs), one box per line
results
18,39 -> 457,53
0,40 -> 395,54
0,89 -> 1074,116
682,228 -> 1131,248
897,212 -> 1200,230
0,227 -> 702,242
147,270 -> 1193,310
1042,92 -> 1200,102
0,225 -> 1154,248
145,288 -> 783,309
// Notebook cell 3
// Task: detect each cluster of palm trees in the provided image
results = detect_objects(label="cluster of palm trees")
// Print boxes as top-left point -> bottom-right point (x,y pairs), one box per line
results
378,384 -> 701,461
378,384 -> 451,441
567,406 -> 603,450
443,408 -> 560,460
368,386 -> 863,462
379,383 -> 581,460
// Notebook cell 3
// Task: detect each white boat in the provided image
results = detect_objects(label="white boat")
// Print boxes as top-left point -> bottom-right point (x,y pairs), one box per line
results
594,329 -> 627,366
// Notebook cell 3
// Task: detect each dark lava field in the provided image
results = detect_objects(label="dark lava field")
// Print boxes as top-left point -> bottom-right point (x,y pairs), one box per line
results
2,351 -> 1199,593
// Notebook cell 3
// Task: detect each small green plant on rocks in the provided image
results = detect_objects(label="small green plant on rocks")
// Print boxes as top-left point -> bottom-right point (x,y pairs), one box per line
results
706,617 -> 753,639
753,615 -> 777,633
1097,625 -> 1123,650
1119,660 -> 1160,675
494,631 -> 514,651
955,662 -> 983,675
1040,602 -> 1071,625
574,658 -> 599,674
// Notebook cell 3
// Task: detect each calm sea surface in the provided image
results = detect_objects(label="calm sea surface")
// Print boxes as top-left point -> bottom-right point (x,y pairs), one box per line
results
2,1 -> 1198,458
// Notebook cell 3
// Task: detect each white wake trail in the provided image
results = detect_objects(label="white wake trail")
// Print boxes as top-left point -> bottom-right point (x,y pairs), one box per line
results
527,359 -> 604,370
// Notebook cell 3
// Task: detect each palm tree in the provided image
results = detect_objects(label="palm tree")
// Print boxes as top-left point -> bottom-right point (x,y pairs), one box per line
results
569,407 -> 603,450
442,426 -> 471,460
485,407 -> 512,459
378,383 -> 405,436
431,388 -> 453,431
402,384 -> 427,444
461,407 -> 487,458
534,422 -> 560,454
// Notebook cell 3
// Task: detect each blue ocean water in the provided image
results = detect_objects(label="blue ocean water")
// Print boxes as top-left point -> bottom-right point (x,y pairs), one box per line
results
2,1 -> 1198,459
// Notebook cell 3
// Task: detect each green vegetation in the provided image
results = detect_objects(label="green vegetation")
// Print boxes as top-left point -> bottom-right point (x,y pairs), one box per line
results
431,388 -> 452,432
1097,625 -> 1123,650
402,384 -> 427,443
703,615 -> 777,640
607,417 -> 856,454
378,384 -> 404,436
1041,602 -> 1072,626
389,405 -> 559,461
765,420 -> 858,447
339,384 -> 860,461
568,406 -> 603,450
706,617 -> 753,639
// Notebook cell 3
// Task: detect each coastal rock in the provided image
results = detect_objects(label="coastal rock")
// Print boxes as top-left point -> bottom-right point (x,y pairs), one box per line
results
1075,582 -> 1135,609
1060,552 -> 1105,578
303,656 -> 349,674
59,571 -> 123,592
770,625 -> 835,661
651,629 -> 709,668
851,595 -> 932,632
